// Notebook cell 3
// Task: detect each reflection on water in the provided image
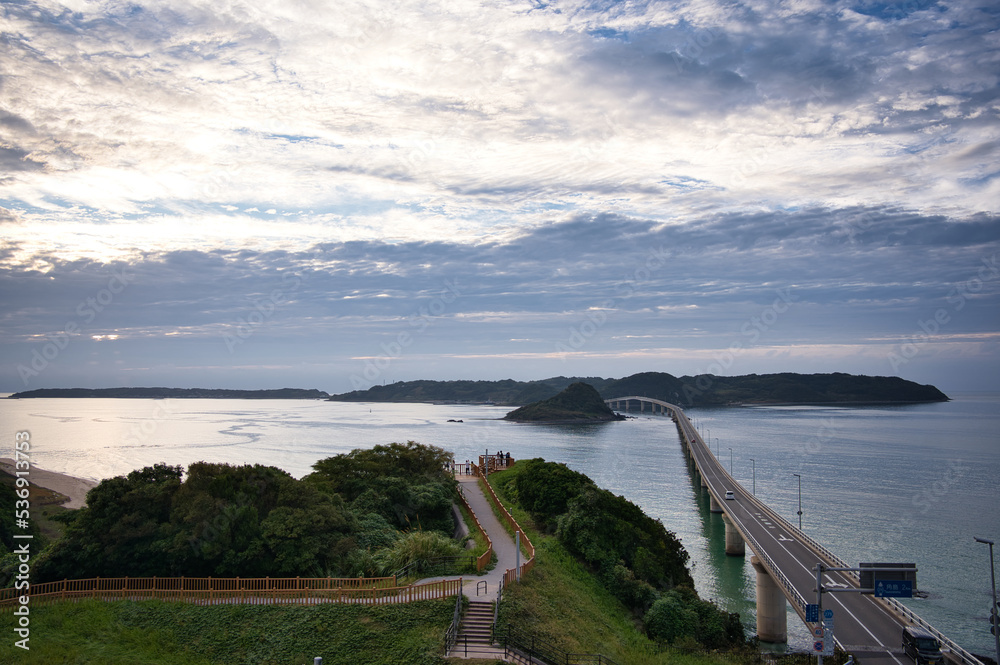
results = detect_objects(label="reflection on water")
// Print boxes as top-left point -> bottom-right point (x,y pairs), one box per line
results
0,394 -> 997,655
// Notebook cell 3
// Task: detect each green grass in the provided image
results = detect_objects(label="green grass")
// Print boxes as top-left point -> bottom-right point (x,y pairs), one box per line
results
487,465 -> 751,665
0,598 -> 456,665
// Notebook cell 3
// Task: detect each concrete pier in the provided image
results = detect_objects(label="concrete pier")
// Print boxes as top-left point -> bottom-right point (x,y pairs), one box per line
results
723,514 -> 745,556
752,555 -> 787,643
709,493 -> 723,513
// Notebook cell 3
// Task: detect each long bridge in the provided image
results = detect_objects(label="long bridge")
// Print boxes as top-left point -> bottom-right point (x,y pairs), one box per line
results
606,396 -> 983,665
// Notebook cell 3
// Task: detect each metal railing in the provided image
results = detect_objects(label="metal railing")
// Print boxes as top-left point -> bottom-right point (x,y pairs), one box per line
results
392,556 -> 476,580
499,626 -> 621,665
885,598 -> 984,665
444,586 -> 464,654
652,397 -> 983,665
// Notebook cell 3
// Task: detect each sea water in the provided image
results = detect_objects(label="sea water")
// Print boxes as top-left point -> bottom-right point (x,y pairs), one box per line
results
1,393 -> 997,656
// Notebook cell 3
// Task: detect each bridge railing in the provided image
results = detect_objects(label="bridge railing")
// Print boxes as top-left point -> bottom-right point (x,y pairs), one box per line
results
637,396 -> 984,665
885,598 -> 983,665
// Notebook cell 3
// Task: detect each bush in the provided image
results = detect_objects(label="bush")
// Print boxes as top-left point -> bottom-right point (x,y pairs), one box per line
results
34,463 -> 358,581
644,590 -> 700,643
643,586 -> 744,649
556,485 -> 692,591
513,458 -> 593,527
374,530 -> 464,576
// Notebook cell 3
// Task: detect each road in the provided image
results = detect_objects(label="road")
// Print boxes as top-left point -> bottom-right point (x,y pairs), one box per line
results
674,403 -> 915,665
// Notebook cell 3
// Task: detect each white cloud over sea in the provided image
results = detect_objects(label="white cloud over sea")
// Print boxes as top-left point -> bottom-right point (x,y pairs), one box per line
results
1,0 -> 998,392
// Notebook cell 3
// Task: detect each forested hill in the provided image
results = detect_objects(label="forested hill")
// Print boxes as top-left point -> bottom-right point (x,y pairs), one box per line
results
329,372 -> 949,407
10,387 -> 330,399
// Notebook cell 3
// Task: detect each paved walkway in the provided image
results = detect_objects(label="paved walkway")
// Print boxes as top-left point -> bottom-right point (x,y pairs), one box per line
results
419,474 -> 521,600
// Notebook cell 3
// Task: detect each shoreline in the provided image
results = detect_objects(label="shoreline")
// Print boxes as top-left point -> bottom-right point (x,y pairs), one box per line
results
0,458 -> 97,509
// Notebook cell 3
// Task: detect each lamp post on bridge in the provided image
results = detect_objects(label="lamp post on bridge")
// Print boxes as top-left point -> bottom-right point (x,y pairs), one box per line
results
750,458 -> 755,495
728,447 -> 733,474
974,536 -> 1000,665
793,473 -> 802,530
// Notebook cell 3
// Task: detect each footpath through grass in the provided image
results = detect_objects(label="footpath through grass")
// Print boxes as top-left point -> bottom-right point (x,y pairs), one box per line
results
0,598 -> 456,665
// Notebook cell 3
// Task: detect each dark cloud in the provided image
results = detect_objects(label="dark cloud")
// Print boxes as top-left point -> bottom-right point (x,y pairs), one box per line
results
0,146 -> 44,173
0,110 -> 36,134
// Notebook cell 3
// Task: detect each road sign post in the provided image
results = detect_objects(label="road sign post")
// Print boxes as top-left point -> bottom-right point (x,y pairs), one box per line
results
822,609 -> 835,656
812,562 -> 920,665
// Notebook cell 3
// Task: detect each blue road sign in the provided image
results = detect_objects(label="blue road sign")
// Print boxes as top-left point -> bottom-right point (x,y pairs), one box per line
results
824,608 -> 834,620
806,604 -> 819,622
874,580 -> 913,598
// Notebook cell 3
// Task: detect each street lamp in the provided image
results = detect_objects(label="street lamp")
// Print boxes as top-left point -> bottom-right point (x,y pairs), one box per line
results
728,447 -> 733,474
974,536 -> 1000,665
793,473 -> 802,530
715,438 -> 719,457
750,458 -> 755,495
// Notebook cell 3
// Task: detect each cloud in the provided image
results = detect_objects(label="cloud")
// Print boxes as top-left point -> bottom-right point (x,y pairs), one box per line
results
0,0 -> 997,391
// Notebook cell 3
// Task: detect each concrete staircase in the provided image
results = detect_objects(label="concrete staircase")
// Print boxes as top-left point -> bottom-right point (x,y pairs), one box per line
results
448,600 -> 506,659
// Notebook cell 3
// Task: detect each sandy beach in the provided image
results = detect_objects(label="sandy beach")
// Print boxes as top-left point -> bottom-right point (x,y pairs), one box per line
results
0,458 -> 98,509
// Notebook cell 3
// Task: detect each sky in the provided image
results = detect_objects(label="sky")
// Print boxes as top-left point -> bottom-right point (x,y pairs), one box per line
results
1,0 -> 999,395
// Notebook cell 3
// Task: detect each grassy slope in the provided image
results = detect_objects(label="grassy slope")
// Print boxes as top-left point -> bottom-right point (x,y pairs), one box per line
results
0,467 -> 73,543
0,599 -> 456,665
487,465 -> 742,665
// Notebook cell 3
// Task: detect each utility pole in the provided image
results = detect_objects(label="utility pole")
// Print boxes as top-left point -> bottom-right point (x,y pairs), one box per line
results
793,473 -> 802,530
750,458 -> 755,495
975,536 -> 1000,665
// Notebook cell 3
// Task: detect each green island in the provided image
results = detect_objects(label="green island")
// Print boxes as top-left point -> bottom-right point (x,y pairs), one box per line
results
0,442 -> 841,665
503,381 -> 625,422
328,371 -> 949,406
8,387 -> 330,399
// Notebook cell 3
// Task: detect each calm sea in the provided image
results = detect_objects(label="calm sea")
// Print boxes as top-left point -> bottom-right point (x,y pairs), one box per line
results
1,393 -> 997,656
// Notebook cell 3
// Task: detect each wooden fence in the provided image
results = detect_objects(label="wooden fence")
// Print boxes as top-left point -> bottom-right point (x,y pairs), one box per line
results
0,576 -> 463,610
472,464 -> 535,584
457,484 -> 494,573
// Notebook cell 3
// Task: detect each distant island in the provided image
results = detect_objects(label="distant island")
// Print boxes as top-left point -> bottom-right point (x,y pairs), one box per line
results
9,387 -> 330,399
329,372 -> 949,407
504,382 -> 626,423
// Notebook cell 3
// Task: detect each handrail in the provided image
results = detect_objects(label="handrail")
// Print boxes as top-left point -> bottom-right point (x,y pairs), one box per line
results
501,626 -> 622,665
392,555 -> 476,580
444,583 -> 464,653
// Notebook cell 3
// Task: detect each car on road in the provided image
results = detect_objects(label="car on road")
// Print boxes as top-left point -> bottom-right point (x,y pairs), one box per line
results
725,490 -> 735,500
902,626 -> 944,665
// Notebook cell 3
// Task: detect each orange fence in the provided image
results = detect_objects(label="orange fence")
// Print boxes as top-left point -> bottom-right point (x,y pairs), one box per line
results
457,485 -> 494,573
472,464 -> 535,584
0,576 -> 463,610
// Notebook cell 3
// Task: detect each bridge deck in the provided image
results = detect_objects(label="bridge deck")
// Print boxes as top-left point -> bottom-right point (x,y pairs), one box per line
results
605,397 -> 980,665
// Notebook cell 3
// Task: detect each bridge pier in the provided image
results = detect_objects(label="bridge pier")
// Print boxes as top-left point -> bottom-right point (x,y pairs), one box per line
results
709,493 -> 723,513
751,555 -> 787,643
722,514 -> 745,556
